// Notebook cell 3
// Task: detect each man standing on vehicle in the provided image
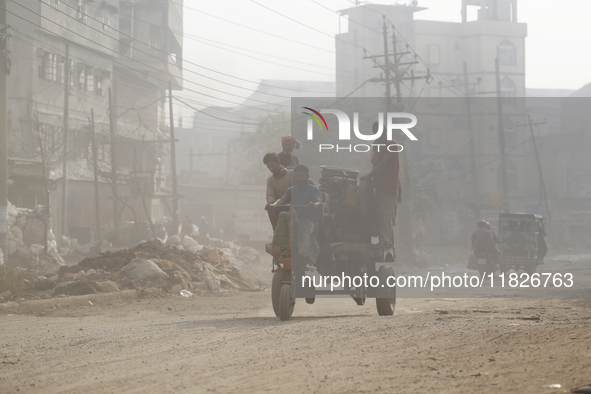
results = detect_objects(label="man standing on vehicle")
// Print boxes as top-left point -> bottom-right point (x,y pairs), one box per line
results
278,136 -> 300,169
361,122 -> 402,249
270,164 -> 322,264
263,153 -> 291,230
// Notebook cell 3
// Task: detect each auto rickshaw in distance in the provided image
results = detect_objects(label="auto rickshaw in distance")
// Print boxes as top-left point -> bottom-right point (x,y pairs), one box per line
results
498,213 -> 547,274
266,166 -> 397,321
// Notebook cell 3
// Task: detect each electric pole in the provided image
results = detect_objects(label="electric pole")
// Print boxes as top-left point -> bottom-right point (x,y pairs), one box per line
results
0,0 -> 8,260
495,58 -> 510,213
60,44 -> 69,239
524,113 -> 552,228
391,26 -> 402,103
90,109 -> 100,240
463,62 -> 480,221
108,87 -> 119,239
382,16 -> 392,111
168,82 -> 179,235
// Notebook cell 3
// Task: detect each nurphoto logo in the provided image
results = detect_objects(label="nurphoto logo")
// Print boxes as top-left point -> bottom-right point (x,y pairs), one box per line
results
302,107 -> 418,153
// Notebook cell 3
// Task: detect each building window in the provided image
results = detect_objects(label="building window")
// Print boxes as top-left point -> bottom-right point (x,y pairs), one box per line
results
77,63 -> 85,89
85,65 -> 94,92
497,39 -> 516,66
102,9 -> 112,32
49,0 -> 60,10
77,1 -> 88,22
40,51 -> 58,81
500,76 -> 516,105
68,59 -> 76,86
95,72 -> 103,96
57,55 -> 65,84
428,45 -> 440,65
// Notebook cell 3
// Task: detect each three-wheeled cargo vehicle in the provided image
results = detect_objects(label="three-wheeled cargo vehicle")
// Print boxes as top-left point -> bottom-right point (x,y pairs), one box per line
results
266,166 -> 397,321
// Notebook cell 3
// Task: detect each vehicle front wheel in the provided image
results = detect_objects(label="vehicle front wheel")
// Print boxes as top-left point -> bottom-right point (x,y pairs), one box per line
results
376,265 -> 396,316
271,271 -> 282,317
279,283 -> 295,321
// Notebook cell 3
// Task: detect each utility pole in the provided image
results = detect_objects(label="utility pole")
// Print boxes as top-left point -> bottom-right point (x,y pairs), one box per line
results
391,26 -> 402,103
382,16 -> 392,111
108,87 -> 119,239
525,113 -> 552,228
168,82 -> 179,235
60,44 -> 70,239
90,109 -> 100,240
495,58 -> 510,213
463,62 -> 480,221
0,0 -> 8,260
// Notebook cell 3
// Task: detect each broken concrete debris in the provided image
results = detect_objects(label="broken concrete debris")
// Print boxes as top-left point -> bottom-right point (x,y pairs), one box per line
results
1,235 -> 262,301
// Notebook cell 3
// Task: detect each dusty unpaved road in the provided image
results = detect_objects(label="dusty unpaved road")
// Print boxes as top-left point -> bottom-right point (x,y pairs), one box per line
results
1,291 -> 591,393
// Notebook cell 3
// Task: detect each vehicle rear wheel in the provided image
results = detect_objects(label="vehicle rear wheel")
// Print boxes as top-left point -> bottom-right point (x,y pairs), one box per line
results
279,283 -> 295,321
376,265 -> 396,316
271,271 -> 282,317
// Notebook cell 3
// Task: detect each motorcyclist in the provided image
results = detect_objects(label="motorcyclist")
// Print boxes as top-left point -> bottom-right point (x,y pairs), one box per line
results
471,220 -> 500,263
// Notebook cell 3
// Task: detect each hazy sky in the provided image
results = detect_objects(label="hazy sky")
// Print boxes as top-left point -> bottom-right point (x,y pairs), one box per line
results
177,0 -> 590,114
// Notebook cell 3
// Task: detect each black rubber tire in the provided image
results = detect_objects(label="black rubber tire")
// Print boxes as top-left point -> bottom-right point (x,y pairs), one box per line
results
271,271 -> 282,318
279,283 -> 295,321
376,265 -> 396,316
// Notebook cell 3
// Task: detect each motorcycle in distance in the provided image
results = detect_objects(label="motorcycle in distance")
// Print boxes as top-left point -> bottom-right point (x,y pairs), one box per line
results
468,220 -> 500,276
468,214 -> 547,275
472,249 -> 497,276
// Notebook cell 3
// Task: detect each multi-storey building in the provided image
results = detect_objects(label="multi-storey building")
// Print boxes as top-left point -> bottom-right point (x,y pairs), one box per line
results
6,0 -> 182,244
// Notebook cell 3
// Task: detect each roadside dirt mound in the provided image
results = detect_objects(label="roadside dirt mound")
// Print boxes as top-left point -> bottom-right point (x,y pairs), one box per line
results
71,240 -> 199,273
51,238 -> 261,297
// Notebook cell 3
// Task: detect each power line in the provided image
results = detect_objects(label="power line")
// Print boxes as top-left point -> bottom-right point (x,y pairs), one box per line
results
182,3 -> 363,61
115,8 -> 346,93
41,0 -> 345,97
186,36 -> 336,79
31,0 -> 297,108
5,4 -> 289,112
6,27 -> 285,116
309,0 -> 382,35
251,0 -> 372,55
186,34 -> 344,73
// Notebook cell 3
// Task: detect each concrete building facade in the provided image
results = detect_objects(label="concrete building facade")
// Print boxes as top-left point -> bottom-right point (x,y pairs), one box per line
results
6,0 -> 183,245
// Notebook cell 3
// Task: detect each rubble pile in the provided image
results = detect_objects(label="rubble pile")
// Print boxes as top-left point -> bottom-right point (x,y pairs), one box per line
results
46,237 -> 262,297
4,201 -> 64,267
